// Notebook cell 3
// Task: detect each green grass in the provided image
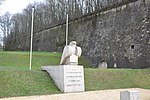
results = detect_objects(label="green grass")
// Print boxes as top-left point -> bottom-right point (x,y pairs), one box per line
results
0,51 -> 62,70
0,51 -> 91,70
84,68 -> 150,91
0,69 -> 60,98
0,50 -> 150,98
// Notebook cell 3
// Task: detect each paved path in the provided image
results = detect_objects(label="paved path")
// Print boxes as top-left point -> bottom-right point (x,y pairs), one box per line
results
1,88 -> 150,100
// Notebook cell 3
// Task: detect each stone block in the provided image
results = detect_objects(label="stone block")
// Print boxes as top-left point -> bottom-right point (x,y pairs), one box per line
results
120,90 -> 139,100
42,65 -> 85,93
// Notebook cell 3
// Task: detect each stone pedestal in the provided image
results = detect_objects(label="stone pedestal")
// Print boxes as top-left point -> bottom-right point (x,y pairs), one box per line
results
42,65 -> 85,93
65,55 -> 78,65
120,90 -> 139,100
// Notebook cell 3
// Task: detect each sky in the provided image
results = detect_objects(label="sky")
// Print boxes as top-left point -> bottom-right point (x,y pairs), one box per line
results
0,0 -> 44,15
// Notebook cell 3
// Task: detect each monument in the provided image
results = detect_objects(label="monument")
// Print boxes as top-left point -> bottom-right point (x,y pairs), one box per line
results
98,59 -> 108,68
42,41 -> 85,93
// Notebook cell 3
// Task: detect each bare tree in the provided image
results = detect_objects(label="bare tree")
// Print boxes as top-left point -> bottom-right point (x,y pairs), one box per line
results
0,34 -> 2,47
0,34 -> 2,41
0,0 -> 4,5
5,0 -> 133,50
0,12 -> 11,48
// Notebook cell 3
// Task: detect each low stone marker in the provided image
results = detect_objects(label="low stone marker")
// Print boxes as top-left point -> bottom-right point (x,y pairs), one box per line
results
113,63 -> 117,68
42,41 -> 85,93
98,59 -> 107,68
120,90 -> 139,100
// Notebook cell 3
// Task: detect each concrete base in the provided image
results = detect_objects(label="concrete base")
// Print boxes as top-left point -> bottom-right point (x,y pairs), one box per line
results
120,90 -> 139,100
42,65 -> 85,93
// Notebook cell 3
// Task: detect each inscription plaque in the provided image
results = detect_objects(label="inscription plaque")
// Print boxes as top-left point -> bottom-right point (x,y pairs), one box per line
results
64,66 -> 84,92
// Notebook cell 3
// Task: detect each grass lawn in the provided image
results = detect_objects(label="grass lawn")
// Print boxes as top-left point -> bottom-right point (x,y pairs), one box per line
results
0,51 -> 61,70
0,50 -> 150,98
85,68 -> 150,90
0,51 -> 91,70
0,70 -> 60,98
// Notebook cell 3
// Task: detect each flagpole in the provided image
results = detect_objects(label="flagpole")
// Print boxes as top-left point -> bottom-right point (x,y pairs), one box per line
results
29,6 -> 35,71
66,13 -> 68,46
66,1 -> 69,46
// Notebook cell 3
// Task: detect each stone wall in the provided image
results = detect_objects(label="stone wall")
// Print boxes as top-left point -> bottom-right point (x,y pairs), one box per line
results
6,0 -> 150,68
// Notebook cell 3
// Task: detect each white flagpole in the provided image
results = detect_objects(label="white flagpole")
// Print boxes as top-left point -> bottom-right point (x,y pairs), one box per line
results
66,1 -> 69,46
29,6 -> 35,71
66,13 -> 68,46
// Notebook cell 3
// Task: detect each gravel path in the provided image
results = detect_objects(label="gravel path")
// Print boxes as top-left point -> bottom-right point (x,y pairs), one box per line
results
1,88 -> 150,100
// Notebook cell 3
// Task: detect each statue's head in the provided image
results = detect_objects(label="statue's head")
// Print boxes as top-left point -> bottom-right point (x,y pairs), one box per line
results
69,41 -> 77,46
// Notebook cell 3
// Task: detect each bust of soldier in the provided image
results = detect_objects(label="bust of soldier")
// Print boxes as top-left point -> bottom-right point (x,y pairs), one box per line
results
60,41 -> 82,65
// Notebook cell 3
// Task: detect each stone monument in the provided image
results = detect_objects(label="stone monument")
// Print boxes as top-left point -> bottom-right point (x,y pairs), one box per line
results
98,59 -> 108,68
42,41 -> 85,93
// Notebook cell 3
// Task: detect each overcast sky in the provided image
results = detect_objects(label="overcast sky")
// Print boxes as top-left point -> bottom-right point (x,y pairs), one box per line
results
0,0 -> 44,15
